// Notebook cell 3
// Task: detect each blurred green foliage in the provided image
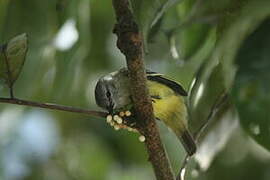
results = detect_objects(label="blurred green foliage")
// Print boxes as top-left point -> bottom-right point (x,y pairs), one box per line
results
0,0 -> 270,180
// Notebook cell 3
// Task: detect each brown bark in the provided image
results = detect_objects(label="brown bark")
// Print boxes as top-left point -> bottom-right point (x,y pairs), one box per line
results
112,0 -> 175,179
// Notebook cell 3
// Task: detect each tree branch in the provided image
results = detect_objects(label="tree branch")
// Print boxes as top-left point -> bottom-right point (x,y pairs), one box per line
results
0,97 -> 107,118
112,0 -> 175,180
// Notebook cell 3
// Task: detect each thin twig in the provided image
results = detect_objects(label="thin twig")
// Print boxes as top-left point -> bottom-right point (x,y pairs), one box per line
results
194,93 -> 228,140
112,0 -> 175,179
176,92 -> 228,180
0,97 -> 107,118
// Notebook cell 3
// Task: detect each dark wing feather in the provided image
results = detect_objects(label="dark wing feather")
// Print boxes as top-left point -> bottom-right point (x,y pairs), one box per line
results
146,72 -> 188,96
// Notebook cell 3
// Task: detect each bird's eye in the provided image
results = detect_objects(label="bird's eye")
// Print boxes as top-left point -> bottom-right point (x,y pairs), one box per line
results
106,91 -> 111,98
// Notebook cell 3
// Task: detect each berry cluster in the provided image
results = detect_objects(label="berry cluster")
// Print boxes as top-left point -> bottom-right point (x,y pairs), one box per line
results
105,111 -> 146,142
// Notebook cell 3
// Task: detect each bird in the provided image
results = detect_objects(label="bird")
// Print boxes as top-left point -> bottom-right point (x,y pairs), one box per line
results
95,68 -> 196,156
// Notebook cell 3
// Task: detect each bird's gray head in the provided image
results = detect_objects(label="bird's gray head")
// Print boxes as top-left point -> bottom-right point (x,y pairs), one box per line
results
95,69 -> 132,113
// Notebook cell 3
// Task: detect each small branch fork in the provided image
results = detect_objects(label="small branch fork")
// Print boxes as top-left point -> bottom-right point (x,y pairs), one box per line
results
112,0 -> 175,180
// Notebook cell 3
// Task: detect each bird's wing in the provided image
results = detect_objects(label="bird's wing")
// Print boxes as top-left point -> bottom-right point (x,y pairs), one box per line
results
146,71 -> 188,96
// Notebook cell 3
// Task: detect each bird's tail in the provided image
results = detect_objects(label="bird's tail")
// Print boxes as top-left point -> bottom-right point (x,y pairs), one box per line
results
178,130 -> 197,156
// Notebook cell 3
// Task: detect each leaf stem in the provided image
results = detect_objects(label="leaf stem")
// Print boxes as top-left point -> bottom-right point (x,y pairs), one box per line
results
2,44 -> 14,98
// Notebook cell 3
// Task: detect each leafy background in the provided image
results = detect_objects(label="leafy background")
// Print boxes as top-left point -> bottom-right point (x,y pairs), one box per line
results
1,0 -> 270,179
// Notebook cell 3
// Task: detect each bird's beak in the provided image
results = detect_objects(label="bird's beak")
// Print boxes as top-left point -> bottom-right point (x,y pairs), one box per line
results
107,102 -> 114,114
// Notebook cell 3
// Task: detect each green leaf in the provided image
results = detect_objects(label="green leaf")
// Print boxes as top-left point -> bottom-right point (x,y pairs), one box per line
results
187,0 -> 270,170
0,33 -> 28,87
166,0 -> 212,60
189,60 -> 232,130
129,0 -> 180,47
233,20 -> 270,151
190,0 -> 270,130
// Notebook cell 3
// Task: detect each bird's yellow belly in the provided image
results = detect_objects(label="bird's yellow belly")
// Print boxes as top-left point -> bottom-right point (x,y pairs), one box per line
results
147,80 -> 188,133
152,95 -> 187,125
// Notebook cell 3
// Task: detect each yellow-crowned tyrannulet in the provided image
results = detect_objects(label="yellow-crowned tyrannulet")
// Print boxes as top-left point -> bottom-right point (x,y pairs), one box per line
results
95,68 -> 196,156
